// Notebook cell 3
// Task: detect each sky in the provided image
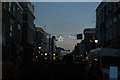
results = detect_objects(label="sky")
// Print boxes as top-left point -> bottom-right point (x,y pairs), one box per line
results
32,2 -> 99,50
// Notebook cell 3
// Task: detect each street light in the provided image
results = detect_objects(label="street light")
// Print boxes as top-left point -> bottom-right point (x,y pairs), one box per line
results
94,40 -> 98,44
36,56 -> 38,58
38,47 -> 41,49
95,58 -> 98,61
45,53 -> 47,56
41,53 -> 43,56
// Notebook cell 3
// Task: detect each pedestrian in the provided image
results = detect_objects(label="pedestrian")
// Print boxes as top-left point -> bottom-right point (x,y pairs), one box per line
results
63,54 -> 73,64
87,59 -> 103,80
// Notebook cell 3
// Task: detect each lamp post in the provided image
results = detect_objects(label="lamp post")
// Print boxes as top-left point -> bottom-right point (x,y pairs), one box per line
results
94,39 -> 98,48
51,36 -> 55,60
38,46 -> 41,57
94,40 -> 98,44
38,47 -> 41,50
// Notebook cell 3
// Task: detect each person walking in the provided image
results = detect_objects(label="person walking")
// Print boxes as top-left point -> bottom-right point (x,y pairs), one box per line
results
87,60 -> 103,80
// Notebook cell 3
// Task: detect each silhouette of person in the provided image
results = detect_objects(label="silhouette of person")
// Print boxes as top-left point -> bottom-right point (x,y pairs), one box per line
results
63,54 -> 73,64
87,60 -> 103,80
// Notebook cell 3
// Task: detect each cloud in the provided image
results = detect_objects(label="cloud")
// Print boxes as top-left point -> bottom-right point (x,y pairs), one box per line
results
57,36 -> 64,42
56,38 -> 80,50
67,35 -> 76,39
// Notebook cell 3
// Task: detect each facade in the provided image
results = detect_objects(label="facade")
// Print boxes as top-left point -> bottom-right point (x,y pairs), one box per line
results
83,28 -> 97,53
21,2 -> 35,63
73,28 -> 97,60
96,2 -> 120,49
74,43 -> 80,54
2,2 -> 23,63
79,40 -> 85,55
72,28 -> 97,61
35,27 -> 43,52
84,28 -> 96,42
51,36 -> 56,60
35,27 -> 49,54
22,2 -> 35,45
33,27 -> 51,61
41,32 -> 49,54
2,2 -> 36,64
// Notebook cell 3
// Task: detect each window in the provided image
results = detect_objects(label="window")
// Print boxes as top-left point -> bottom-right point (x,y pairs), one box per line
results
17,24 -> 21,41
3,3 -> 6,9
10,18 -> 14,25
118,14 -> 120,19
10,25 -> 12,37
113,17 -> 117,23
8,2 -> 11,12
2,23 -> 6,45
23,14 -> 28,21
18,24 -> 21,30
10,32 -> 12,37
20,11 -> 22,14
17,7 -> 19,12
13,5 -> 15,12
10,25 -> 12,31
109,20 -> 112,26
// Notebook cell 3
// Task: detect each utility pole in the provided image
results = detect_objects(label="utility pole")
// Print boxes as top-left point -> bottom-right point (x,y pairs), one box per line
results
51,36 -> 55,60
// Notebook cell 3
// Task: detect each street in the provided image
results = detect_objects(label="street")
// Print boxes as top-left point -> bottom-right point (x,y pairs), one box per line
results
1,1 -> 120,80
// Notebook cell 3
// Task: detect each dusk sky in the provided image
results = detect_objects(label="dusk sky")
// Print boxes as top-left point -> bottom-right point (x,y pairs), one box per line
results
32,2 -> 99,50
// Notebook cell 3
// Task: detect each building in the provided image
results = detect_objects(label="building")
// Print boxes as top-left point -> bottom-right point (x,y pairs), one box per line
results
50,36 -> 56,60
73,28 -> 97,61
55,47 -> 65,59
83,28 -> 97,53
79,40 -> 86,55
35,27 -> 50,53
74,43 -> 80,55
71,28 -> 97,61
2,2 -> 36,64
84,28 -> 96,42
35,27 -> 43,52
2,2 -> 23,64
21,2 -> 35,63
96,2 -> 120,49
32,27 -> 51,61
